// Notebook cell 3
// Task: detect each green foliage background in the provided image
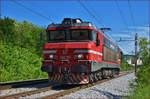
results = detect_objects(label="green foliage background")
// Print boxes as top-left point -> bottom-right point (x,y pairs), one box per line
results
130,38 -> 150,99
1,17 -> 48,82
121,55 -> 134,71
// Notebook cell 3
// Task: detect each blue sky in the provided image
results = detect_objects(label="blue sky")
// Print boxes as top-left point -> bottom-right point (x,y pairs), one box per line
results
1,0 -> 149,54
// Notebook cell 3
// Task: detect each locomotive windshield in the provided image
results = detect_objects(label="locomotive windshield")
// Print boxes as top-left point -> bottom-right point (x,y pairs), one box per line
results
49,30 -> 66,40
47,29 -> 96,42
71,30 -> 89,40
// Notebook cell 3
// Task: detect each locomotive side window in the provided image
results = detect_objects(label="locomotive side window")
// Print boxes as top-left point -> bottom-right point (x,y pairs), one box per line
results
71,30 -> 90,40
91,30 -> 96,42
103,37 -> 119,63
103,37 -> 118,52
103,37 -> 110,48
96,33 -> 98,40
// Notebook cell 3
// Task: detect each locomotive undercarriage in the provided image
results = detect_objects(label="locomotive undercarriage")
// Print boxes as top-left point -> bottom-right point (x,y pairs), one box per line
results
88,68 -> 119,83
47,68 -> 119,84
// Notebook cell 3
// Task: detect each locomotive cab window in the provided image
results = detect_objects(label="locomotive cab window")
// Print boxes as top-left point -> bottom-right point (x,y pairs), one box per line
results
48,30 -> 66,41
71,30 -> 90,40
47,29 -> 97,42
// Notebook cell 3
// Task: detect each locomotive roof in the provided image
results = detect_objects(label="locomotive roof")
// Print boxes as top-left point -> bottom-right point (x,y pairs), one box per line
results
47,22 -> 97,29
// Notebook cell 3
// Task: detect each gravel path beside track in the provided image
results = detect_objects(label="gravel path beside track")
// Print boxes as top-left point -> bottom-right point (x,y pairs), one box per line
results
59,72 -> 136,99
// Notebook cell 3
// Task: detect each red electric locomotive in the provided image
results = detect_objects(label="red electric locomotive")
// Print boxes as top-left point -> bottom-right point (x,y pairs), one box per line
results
41,18 -> 122,84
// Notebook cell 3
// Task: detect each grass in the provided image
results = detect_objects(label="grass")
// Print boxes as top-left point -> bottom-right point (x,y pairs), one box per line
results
129,64 -> 150,99
130,84 -> 150,99
121,62 -> 135,71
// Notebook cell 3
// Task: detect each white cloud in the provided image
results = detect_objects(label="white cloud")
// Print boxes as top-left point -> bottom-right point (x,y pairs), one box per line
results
130,26 -> 149,32
134,26 -> 149,39
121,25 -> 149,39
111,25 -> 149,55
118,42 -> 135,55
111,33 -> 131,38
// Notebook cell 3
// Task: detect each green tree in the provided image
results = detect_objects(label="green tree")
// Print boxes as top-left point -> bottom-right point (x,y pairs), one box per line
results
138,38 -> 149,65
1,17 -> 16,43
1,43 -> 47,82
1,17 -> 47,82
136,38 -> 150,86
130,37 -> 150,99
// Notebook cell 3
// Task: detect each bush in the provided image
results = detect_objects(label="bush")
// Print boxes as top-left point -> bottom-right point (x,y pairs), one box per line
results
129,38 -> 150,99
1,43 -> 47,82
130,84 -> 150,99
1,17 -> 47,82
121,56 -> 134,71
136,65 -> 150,86
130,64 -> 150,99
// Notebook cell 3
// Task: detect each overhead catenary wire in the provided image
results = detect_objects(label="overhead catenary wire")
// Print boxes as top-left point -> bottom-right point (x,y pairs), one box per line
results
127,0 -> 138,57
12,0 -> 53,23
13,0 -> 132,55
127,0 -> 136,33
114,0 -> 136,54
114,0 -> 130,35
78,0 -> 113,40
79,0 -> 129,53
29,1 -> 54,22
78,0 -> 105,28
84,0 -> 105,27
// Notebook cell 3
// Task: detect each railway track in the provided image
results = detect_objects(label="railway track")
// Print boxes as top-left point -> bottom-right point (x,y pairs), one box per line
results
0,78 -> 48,90
40,70 -> 133,99
0,71 -> 133,99
0,84 -> 62,99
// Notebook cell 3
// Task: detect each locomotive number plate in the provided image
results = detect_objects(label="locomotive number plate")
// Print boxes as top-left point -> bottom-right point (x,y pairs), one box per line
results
60,56 -> 71,60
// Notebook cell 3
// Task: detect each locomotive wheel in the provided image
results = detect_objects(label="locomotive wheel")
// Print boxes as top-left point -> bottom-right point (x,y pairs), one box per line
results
92,73 -> 97,82
97,72 -> 102,80
110,70 -> 115,78
114,69 -> 119,75
89,74 -> 94,83
94,73 -> 99,82
102,70 -> 107,79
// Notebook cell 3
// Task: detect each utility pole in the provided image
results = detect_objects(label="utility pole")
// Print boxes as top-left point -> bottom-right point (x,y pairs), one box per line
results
149,25 -> 150,64
135,33 -> 138,73
118,33 -> 138,74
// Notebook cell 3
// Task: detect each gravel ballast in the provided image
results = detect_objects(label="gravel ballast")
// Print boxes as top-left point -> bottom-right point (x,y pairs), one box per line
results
0,82 -> 55,97
0,72 -> 136,99
60,72 -> 136,99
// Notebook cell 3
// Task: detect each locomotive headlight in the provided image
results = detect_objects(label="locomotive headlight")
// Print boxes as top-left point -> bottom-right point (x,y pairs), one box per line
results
49,55 -> 54,59
78,54 -> 83,59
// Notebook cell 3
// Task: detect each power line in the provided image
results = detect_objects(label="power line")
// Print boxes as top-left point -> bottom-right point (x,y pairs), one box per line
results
79,0 -> 129,54
78,1 -> 114,42
12,0 -> 53,22
78,0 -> 104,27
84,0 -> 105,27
30,1 -> 54,21
81,0 -> 132,54
127,0 -> 136,33
114,0 -> 130,34
118,33 -> 138,74
114,0 -> 140,57
13,0 -> 131,55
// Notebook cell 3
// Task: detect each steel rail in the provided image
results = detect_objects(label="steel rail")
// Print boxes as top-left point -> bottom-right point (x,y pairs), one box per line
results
0,84 -> 61,99
40,71 -> 134,99
0,71 -> 133,99
0,78 -> 48,90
